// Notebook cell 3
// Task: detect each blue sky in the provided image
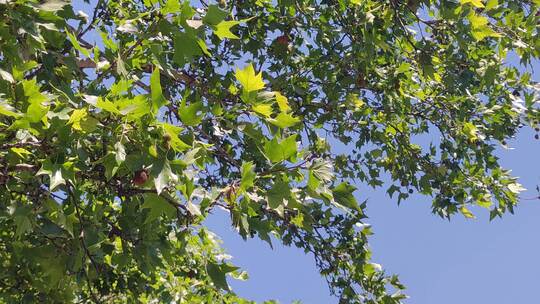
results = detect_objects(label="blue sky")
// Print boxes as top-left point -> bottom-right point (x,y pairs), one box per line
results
206,122 -> 540,304
70,1 -> 540,302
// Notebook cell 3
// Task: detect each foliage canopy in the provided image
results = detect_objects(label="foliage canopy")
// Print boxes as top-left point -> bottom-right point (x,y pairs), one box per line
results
0,0 -> 539,302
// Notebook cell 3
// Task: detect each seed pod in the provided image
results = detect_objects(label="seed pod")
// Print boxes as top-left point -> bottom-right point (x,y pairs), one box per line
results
225,185 -> 237,203
356,73 -> 367,88
163,133 -> 172,150
276,35 -> 289,46
133,169 -> 149,186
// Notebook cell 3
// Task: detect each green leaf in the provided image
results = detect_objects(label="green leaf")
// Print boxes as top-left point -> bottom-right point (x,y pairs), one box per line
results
177,147 -> 201,166
154,161 -> 178,195
116,53 -> 128,76
67,109 -> 87,129
206,262 -> 230,291
22,79 -> 48,123
268,112 -> 300,129
462,122 -> 478,141
332,182 -> 361,212
197,39 -> 212,56
95,98 -> 121,114
10,147 -> 32,158
468,12 -> 488,28
68,108 -> 98,132
507,182 -> 526,194
461,0 -> 484,8
115,142 -> 126,164
37,0 -> 68,11
252,103 -> 273,117
10,205 -> 34,238
173,32 -> 202,66
267,180 -> 291,210
346,93 -> 365,109
235,64 -> 265,93
178,99 -> 204,126
468,12 -> 501,41
263,134 -> 298,163
161,0 -> 181,14
186,201 -> 202,216
142,193 -> 177,223
274,92 -> 291,113
240,162 -> 256,192
26,103 -> 49,124
310,159 -> 334,186
117,95 -> 151,119
460,206 -> 476,219
485,0 -> 498,10
0,100 -> 21,117
0,68 -> 15,83
203,5 -> 228,26
100,30 -> 118,52
214,20 -> 241,39
150,68 -> 167,112
36,161 -> 65,191
476,196 -> 493,209
66,30 -> 91,58
160,123 -> 190,152
100,153 -> 119,180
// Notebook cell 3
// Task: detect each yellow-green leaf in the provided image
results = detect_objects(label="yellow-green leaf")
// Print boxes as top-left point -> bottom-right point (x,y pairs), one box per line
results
22,79 -> 48,123
150,67 -> 168,112
460,206 -> 476,219
269,112 -> 300,129
0,101 -> 21,117
235,64 -> 265,93
66,30 -> 91,58
160,123 -> 190,152
252,103 -> 273,117
463,122 -> 478,141
485,0 -> 498,10
68,109 -> 88,131
274,92 -> 291,112
214,20 -> 240,39
263,135 -> 298,163
461,0 -> 484,8
10,147 -> 32,158
468,12 -> 501,41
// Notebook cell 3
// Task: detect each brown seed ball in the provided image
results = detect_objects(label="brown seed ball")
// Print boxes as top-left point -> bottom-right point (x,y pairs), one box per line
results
275,35 -> 289,47
163,133 -> 172,150
356,73 -> 367,88
133,169 -> 148,186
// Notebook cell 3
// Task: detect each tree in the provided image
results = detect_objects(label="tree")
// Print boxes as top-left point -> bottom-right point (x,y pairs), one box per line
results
0,0 -> 539,302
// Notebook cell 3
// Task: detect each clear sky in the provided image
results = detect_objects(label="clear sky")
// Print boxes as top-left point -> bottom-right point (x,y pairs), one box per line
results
70,1 -> 540,302
206,126 -> 540,304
